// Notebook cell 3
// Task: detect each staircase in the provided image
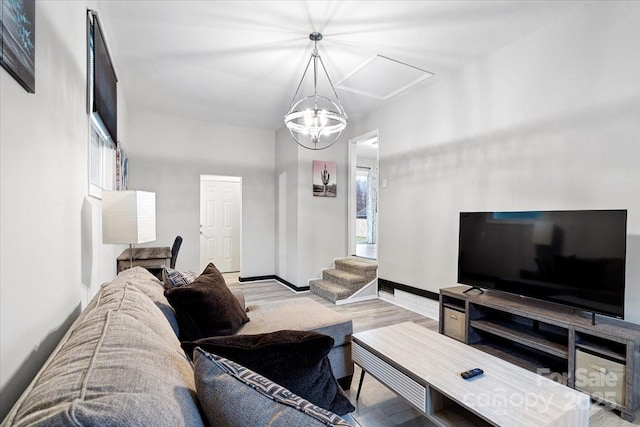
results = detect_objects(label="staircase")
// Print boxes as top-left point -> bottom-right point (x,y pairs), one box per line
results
310,258 -> 378,304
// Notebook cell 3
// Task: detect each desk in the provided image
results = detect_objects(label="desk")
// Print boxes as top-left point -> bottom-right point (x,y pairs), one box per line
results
353,322 -> 589,426
117,247 -> 171,273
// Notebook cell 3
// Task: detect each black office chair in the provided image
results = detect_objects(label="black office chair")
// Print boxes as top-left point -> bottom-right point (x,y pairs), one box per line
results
170,236 -> 183,269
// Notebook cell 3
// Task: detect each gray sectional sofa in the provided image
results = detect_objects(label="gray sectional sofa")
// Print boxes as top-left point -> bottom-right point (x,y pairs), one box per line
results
2,267 -> 354,426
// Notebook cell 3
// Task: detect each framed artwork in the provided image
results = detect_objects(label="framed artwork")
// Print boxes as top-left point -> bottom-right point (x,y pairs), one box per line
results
116,141 -> 128,190
313,160 -> 337,197
0,0 -> 36,93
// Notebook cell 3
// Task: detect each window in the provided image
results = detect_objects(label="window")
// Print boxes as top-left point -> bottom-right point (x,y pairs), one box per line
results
87,10 -> 118,199
89,116 -> 116,197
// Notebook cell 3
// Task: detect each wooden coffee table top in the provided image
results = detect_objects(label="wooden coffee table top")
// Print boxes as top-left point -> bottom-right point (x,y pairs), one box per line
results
353,322 -> 589,426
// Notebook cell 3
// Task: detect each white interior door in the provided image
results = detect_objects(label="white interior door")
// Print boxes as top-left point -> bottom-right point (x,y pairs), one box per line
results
200,176 -> 241,272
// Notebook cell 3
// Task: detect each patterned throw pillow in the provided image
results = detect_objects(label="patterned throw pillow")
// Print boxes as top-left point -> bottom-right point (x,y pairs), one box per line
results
162,267 -> 198,289
193,348 -> 353,427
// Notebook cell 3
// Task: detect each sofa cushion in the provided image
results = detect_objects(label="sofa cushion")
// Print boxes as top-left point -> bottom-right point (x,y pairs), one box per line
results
183,330 -> 355,415
165,263 -> 250,341
238,297 -> 352,347
7,281 -> 205,427
112,266 -> 180,335
193,349 -> 352,427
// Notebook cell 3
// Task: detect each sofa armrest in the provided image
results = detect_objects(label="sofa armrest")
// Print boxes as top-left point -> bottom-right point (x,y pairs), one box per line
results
231,289 -> 246,312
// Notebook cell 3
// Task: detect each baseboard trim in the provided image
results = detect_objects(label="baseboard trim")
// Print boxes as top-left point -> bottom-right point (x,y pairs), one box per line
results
275,275 -> 309,292
238,275 -> 273,282
238,275 -> 309,292
378,278 -> 439,301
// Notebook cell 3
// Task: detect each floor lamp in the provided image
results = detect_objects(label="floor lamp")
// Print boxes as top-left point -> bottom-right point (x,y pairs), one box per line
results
102,190 -> 156,268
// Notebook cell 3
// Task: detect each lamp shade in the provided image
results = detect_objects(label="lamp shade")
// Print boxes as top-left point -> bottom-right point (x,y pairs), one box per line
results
102,190 -> 156,244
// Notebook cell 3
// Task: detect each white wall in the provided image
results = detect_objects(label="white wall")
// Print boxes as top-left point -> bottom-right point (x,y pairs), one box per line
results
0,1 -> 122,418
296,141 -> 349,285
275,127 -> 349,287
275,127 -> 299,283
125,111 -> 275,277
349,1 -> 640,323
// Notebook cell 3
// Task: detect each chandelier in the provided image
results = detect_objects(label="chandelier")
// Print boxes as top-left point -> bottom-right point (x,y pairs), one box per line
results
284,32 -> 348,150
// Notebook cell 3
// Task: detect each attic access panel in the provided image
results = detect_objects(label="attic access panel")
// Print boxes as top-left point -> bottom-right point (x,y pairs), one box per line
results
336,55 -> 434,101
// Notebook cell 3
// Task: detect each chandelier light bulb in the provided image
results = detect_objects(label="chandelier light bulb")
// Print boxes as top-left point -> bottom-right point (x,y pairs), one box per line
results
304,110 -> 313,127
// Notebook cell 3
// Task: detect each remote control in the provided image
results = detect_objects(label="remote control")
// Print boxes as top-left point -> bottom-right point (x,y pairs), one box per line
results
461,368 -> 484,379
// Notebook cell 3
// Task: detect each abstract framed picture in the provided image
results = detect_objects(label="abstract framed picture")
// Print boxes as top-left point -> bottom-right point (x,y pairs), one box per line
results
313,160 -> 337,197
1,0 -> 36,93
115,141 -> 128,190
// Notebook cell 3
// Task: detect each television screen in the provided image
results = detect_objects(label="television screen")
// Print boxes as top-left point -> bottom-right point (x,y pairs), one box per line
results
458,210 -> 627,318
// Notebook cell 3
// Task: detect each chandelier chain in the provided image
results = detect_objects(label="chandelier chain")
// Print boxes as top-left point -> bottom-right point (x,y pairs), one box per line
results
317,55 -> 341,104
288,54 -> 314,110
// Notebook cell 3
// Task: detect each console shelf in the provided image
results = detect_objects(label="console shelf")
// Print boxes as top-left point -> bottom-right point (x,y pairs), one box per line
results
440,286 -> 640,422
575,340 -> 626,364
470,319 -> 569,359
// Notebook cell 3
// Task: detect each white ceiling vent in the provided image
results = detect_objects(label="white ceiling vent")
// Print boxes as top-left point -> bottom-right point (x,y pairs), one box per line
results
336,55 -> 434,101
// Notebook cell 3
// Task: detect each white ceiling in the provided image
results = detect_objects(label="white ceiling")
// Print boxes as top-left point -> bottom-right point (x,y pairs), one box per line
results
97,0 -> 588,132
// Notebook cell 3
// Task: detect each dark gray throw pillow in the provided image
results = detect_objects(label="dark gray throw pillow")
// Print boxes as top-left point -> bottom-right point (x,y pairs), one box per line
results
193,349 -> 353,426
183,330 -> 355,415
165,263 -> 249,341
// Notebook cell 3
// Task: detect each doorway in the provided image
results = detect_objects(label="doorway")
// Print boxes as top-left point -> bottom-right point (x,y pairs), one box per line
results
348,131 -> 379,259
199,175 -> 241,273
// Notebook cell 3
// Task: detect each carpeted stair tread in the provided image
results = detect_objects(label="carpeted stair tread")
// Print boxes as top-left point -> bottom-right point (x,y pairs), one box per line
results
335,258 -> 378,272
334,258 -> 378,283
323,268 -> 364,282
322,269 -> 367,289
310,258 -> 378,304
309,279 -> 353,303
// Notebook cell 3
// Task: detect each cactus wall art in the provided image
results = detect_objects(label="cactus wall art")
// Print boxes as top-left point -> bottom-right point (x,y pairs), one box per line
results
312,160 -> 337,197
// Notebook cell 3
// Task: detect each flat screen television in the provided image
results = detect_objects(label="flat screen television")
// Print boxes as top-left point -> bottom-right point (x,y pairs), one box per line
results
458,210 -> 627,318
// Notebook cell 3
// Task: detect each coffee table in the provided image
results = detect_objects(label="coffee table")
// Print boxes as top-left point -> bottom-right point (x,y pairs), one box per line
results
352,322 -> 589,426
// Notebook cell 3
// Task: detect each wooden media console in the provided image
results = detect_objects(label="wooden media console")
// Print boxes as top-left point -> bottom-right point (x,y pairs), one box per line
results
440,286 -> 640,421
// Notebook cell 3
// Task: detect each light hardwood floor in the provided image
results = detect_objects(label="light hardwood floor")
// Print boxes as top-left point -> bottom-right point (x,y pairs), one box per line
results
225,276 -> 639,427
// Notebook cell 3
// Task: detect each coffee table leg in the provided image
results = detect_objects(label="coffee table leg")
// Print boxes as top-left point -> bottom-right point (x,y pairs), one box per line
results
356,369 -> 366,400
